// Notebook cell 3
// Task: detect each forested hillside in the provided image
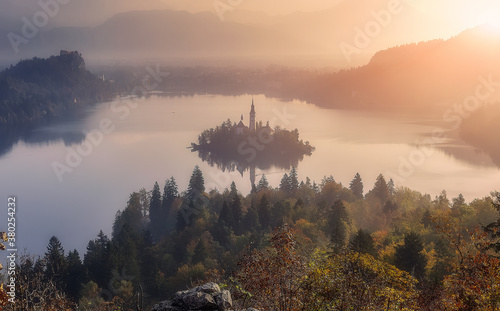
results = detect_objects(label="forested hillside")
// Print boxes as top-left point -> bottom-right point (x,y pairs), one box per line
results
0,51 -> 115,124
1,166 -> 499,310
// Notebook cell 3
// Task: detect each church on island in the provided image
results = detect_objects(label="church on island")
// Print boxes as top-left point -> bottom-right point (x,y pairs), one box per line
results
234,99 -> 272,136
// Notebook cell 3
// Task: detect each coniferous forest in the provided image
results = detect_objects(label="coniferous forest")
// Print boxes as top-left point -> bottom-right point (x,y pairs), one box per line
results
0,51 -> 116,125
1,166 -> 499,310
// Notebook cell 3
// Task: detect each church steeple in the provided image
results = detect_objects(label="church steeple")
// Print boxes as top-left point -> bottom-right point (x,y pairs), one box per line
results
249,97 -> 256,131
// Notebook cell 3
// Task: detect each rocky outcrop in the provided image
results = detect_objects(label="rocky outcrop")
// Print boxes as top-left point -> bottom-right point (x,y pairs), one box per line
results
151,283 -> 246,311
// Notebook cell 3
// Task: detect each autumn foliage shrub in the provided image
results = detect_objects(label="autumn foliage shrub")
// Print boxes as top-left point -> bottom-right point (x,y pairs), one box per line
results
236,226 -> 419,310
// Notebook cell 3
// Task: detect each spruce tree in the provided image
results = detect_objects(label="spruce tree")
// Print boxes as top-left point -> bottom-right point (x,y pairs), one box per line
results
65,250 -> 85,300
372,174 -> 389,204
258,195 -> 272,229
349,229 -> 376,256
149,181 -> 162,236
186,165 -> 205,201
84,231 -> 111,288
218,201 -> 235,229
162,177 -> 179,233
256,174 -> 269,192
44,236 -> 67,289
329,200 -> 350,253
289,167 -> 299,194
243,205 -> 260,233
387,178 -> 395,197
192,239 -> 208,264
279,173 -> 290,194
163,177 -> 179,209
349,172 -> 364,200
231,195 -> 243,233
394,232 -> 427,281
176,209 -> 189,232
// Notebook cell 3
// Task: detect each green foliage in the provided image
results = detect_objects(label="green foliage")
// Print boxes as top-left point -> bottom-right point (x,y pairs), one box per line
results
13,167 -> 500,309
193,120 -> 314,172
350,229 -> 377,257
483,192 -> 500,254
0,52 -> 115,124
329,200 -> 351,253
186,165 -> 205,202
149,181 -> 162,236
394,232 -> 428,282
349,172 -> 364,200
65,250 -> 85,300
367,174 -> 390,206
256,174 -> 269,192
44,236 -> 67,288
304,250 -> 419,310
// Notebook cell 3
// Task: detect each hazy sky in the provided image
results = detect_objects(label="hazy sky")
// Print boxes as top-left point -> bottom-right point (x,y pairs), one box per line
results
5,0 -> 500,30
3,0 -> 500,66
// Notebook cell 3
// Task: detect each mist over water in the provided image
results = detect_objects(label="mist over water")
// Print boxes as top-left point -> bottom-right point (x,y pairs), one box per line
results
0,94 -> 498,256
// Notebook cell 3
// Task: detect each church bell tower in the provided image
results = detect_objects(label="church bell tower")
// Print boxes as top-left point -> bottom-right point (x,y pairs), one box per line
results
249,98 -> 256,132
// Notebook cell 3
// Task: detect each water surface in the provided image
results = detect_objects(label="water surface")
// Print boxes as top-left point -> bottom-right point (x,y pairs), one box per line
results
1,94 -> 498,256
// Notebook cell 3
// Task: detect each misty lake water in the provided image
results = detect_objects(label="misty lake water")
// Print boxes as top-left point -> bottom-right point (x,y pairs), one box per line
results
1,94 -> 499,256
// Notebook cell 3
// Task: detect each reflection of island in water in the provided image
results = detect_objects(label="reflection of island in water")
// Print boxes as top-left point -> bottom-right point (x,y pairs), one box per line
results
0,112 -> 87,158
191,100 -> 315,185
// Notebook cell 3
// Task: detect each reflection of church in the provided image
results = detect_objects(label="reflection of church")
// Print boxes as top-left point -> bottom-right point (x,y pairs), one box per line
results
235,99 -> 258,186
193,98 -> 313,191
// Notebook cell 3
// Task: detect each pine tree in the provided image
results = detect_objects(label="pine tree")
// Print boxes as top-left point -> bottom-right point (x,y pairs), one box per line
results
349,229 -> 376,256
394,232 -> 427,281
372,174 -> 389,204
176,208 -> 189,232
192,239 -> 208,264
383,200 -> 398,214
218,201 -> 235,229
186,165 -> 205,201
113,192 -> 143,238
163,177 -> 179,209
230,181 -> 238,197
65,249 -> 85,300
243,205 -> 260,233
84,231 -> 111,288
231,195 -> 243,233
329,200 -> 350,253
289,167 -> 299,194
258,195 -> 272,229
256,174 -> 269,192
149,181 -> 162,236
279,173 -> 291,194
349,172 -> 364,200
44,236 -> 67,289
387,178 -> 395,197
112,223 -> 141,286
161,177 -> 179,234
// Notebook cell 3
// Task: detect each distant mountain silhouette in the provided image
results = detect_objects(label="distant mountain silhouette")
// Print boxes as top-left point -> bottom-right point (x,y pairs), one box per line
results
11,10 -> 316,65
298,26 -> 500,112
0,2 -> 448,67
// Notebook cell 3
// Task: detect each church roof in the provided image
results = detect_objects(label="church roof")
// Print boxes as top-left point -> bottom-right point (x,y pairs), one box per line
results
237,120 -> 246,128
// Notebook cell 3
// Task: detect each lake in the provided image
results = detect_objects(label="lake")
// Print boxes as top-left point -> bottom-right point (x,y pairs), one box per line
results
1,94 -> 499,256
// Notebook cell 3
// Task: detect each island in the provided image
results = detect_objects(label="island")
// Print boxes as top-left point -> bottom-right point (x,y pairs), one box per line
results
191,99 -> 315,185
